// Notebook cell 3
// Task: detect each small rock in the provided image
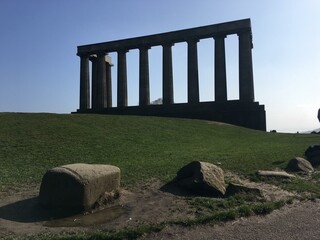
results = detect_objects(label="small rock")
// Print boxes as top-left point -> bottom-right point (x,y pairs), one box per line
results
256,170 -> 295,179
175,161 -> 226,197
39,163 -> 120,211
286,157 -> 314,173
305,145 -> 320,166
225,183 -> 261,197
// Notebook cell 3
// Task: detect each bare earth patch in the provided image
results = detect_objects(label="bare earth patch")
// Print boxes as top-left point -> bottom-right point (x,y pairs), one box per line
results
0,174 -> 309,239
142,200 -> 320,240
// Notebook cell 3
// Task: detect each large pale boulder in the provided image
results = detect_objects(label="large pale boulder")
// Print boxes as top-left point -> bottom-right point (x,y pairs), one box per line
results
175,161 -> 226,197
39,163 -> 120,211
286,157 -> 314,173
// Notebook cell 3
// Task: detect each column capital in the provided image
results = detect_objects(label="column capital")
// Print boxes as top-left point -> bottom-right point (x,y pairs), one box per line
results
236,28 -> 252,35
162,42 -> 175,47
118,48 -> 129,54
96,51 -> 107,57
77,52 -> 90,58
139,45 -> 151,51
187,38 -> 199,44
89,55 -> 97,61
213,34 -> 227,40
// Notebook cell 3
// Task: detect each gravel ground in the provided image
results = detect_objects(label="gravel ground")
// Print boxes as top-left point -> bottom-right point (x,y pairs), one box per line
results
142,200 -> 320,240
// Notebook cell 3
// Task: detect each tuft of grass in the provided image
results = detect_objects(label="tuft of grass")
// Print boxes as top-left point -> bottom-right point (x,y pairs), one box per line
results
252,201 -> 285,215
188,192 -> 264,215
171,200 -> 284,227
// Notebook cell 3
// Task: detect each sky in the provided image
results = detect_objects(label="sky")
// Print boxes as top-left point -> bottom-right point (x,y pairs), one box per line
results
0,0 -> 319,132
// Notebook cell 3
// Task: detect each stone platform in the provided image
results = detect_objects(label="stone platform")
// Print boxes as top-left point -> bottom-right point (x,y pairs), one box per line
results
75,100 -> 266,131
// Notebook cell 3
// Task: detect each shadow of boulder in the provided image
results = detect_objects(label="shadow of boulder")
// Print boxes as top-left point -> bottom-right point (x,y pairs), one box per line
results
0,197 -> 78,223
160,180 -> 199,197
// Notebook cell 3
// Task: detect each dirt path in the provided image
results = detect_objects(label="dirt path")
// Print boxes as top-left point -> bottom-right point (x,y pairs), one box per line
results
142,200 -> 320,240
0,179 -> 318,239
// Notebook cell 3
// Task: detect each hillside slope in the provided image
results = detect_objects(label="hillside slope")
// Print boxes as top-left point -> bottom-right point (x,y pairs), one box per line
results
0,113 -> 319,188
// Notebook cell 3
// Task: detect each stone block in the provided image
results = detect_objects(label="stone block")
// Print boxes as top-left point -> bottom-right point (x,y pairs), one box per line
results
39,163 -> 120,211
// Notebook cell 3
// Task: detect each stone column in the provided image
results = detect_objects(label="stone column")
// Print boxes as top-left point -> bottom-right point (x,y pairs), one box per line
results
96,52 -> 107,110
214,35 -> 227,102
162,43 -> 174,105
238,30 -> 254,102
89,56 -> 98,110
187,39 -> 200,104
79,54 -> 90,111
117,50 -> 128,107
105,55 -> 112,108
139,46 -> 150,106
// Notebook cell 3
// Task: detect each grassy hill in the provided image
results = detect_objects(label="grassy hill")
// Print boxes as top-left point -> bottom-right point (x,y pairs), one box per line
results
0,113 -> 319,190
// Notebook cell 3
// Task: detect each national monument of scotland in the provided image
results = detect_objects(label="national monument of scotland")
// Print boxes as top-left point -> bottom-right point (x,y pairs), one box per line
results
74,19 -> 266,131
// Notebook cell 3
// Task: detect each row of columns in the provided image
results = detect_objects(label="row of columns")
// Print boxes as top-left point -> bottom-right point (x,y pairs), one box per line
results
79,30 -> 254,111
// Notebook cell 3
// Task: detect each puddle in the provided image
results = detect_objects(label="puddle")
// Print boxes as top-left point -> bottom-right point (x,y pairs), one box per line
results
44,205 -> 129,227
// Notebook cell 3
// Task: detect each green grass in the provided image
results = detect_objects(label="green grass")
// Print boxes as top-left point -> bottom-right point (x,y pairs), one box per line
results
2,113 -> 319,239
1,113 -> 320,190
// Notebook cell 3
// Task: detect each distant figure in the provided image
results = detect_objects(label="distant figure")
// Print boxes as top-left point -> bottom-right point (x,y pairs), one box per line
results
318,108 -> 320,123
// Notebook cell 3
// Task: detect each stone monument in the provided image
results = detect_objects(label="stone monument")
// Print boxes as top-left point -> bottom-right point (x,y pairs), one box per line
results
73,19 -> 266,131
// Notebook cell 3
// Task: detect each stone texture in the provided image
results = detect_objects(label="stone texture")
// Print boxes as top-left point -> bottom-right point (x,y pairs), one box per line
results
39,163 -> 120,211
225,182 -> 261,197
286,157 -> 314,173
256,170 -> 295,179
305,145 -> 320,166
175,161 -> 226,197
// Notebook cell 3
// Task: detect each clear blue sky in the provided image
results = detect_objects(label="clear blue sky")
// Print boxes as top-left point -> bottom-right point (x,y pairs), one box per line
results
0,0 -> 319,132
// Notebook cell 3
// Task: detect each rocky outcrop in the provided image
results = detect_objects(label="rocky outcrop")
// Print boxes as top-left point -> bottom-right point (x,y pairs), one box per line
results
305,145 -> 320,166
39,163 -> 120,211
175,161 -> 226,197
286,157 -> 314,173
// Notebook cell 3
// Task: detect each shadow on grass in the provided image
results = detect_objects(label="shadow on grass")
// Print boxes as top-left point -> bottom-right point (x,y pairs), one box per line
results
160,180 -> 196,197
0,197 -> 78,223
160,180 -> 223,197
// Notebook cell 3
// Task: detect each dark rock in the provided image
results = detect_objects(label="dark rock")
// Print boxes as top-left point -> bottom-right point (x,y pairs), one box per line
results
311,131 -> 320,134
175,161 -> 226,197
305,145 -> 320,157
286,157 -> 314,173
39,163 -> 120,212
305,145 -> 320,166
225,183 -> 261,197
